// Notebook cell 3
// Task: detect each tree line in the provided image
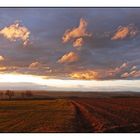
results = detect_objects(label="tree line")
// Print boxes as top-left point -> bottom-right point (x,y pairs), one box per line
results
0,90 -> 33,100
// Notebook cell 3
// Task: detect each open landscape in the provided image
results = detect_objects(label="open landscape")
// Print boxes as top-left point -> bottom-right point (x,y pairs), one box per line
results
0,8 -> 140,134
0,91 -> 140,132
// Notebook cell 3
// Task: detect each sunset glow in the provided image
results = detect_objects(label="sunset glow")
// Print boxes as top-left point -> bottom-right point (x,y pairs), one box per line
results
0,73 -> 139,91
0,8 -> 139,91
0,8 -> 140,134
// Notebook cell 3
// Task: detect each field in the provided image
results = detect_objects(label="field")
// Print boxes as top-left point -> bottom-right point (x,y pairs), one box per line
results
72,98 -> 140,132
0,92 -> 140,132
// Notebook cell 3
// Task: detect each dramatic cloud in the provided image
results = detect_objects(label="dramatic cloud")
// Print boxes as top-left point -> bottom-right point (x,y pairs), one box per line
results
62,18 -> 92,45
61,18 -> 92,52
29,61 -> 41,68
111,24 -> 138,40
70,70 -> 99,80
58,51 -> 79,64
0,66 -> 17,72
69,63 -> 140,80
0,56 -> 4,61
0,8 -> 140,82
108,62 -> 140,79
69,63 -> 129,80
110,62 -> 128,75
121,68 -> 140,78
107,62 -> 129,78
0,21 -> 30,46
0,66 -> 7,71
73,38 -> 84,48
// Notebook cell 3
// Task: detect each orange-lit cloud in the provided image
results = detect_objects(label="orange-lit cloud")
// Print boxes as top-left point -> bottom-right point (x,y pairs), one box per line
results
121,68 -> 140,78
112,62 -> 128,74
108,62 -> 129,78
0,66 -> 18,72
0,56 -> 4,61
58,51 -> 79,64
0,66 -> 7,71
69,63 -> 140,80
62,18 -> 92,43
73,38 -> 84,48
0,21 -> 30,46
111,24 -> 138,40
108,62 -> 140,79
0,66 -> 17,71
70,70 -> 99,80
29,61 -> 40,68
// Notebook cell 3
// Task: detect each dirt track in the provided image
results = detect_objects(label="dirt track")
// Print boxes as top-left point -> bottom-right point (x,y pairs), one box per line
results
0,98 -> 140,132
71,98 -> 140,132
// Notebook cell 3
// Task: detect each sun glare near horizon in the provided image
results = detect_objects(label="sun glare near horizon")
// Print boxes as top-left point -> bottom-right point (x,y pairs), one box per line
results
0,73 -> 140,91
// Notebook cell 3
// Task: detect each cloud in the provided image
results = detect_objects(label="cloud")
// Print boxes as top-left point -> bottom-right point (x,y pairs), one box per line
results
0,21 -> 30,46
0,66 -> 17,72
121,69 -> 140,78
111,62 -> 128,75
0,66 -> 7,71
131,65 -> 137,71
108,62 -> 130,78
108,62 -> 140,79
62,18 -> 92,43
0,56 -> 4,61
73,38 -> 84,48
111,24 -> 138,40
70,70 -> 99,80
69,63 -> 140,80
29,61 -> 41,68
58,51 -> 79,64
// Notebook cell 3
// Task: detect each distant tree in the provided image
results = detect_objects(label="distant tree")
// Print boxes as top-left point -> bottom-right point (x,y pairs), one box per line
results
25,91 -> 33,98
21,92 -> 25,99
0,92 -> 3,99
5,90 -> 14,100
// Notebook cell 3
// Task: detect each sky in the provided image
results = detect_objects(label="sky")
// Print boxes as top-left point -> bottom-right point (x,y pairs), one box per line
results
0,8 -> 140,91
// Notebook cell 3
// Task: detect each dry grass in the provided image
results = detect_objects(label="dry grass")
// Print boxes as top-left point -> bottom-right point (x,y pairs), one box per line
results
0,97 -> 140,132
73,98 -> 140,132
0,99 -> 76,132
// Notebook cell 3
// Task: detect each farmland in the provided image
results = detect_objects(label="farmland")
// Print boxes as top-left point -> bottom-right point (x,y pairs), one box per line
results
72,98 -> 140,132
0,91 -> 140,132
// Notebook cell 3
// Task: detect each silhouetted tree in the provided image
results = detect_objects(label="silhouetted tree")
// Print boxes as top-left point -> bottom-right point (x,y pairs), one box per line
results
5,90 -> 14,100
21,92 -> 25,99
25,91 -> 33,98
0,92 -> 3,99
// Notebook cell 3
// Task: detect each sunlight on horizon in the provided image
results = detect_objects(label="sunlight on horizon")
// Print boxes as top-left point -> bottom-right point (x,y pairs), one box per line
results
0,73 -> 140,91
